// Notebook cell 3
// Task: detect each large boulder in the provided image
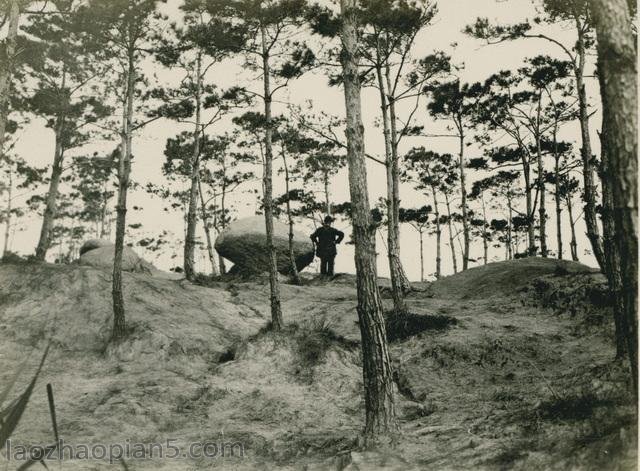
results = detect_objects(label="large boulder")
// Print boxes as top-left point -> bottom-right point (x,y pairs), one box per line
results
215,216 -> 315,275
79,244 -> 154,274
79,238 -> 113,256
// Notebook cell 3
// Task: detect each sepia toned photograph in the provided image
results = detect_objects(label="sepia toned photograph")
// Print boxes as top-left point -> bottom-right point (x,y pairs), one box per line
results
0,0 -> 637,469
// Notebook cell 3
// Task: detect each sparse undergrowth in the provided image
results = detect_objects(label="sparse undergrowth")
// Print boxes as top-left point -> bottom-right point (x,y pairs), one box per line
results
0,259 -> 636,470
385,310 -> 457,342
522,273 -> 614,330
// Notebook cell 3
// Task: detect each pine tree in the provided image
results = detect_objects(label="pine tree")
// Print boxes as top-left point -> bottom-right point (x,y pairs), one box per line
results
205,0 -> 314,330
398,206 -> 430,281
359,0 -> 440,307
425,79 -> 480,269
339,0 -> 397,445
465,1 -> 606,269
403,147 -> 457,278
151,2 -> 250,281
79,0 -> 164,341
19,3 -> 112,260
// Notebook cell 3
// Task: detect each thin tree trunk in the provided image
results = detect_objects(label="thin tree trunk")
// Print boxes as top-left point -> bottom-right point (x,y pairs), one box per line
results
0,0 -> 20,156
374,61 -> 406,312
523,158 -> 535,255
339,0 -> 397,445
100,181 -> 109,239
112,46 -> 136,342
197,175 -> 218,277
2,165 -> 12,258
507,197 -> 514,260
553,125 -> 563,260
183,52 -> 203,281
260,24 -> 283,331
282,148 -> 301,285
591,0 -> 637,395
35,64 -> 68,261
219,175 -> 228,275
481,191 -> 488,264
35,126 -> 65,260
566,195 -> 579,261
431,186 -> 442,278
323,172 -> 331,216
535,93 -> 548,257
575,24 -> 606,271
419,229 -> 424,282
385,62 -> 411,292
457,129 -> 470,270
444,192 -> 458,274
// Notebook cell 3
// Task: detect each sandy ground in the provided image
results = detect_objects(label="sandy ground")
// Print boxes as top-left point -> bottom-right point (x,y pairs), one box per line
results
0,258 -> 636,470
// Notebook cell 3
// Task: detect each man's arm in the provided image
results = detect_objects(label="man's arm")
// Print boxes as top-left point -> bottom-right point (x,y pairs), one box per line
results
335,229 -> 345,244
310,228 -> 319,244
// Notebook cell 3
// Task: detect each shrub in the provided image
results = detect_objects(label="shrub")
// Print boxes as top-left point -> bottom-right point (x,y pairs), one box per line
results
385,311 -> 457,342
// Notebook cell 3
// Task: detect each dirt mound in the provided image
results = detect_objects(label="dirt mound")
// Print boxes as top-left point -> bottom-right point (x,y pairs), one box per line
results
0,262 -> 263,354
428,257 -> 597,300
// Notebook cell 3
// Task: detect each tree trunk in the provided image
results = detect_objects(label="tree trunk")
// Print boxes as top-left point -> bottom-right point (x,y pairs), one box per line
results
481,191 -> 488,265
100,181 -> 109,239
385,63 -> 412,293
374,62 -> 406,312
323,172 -> 331,216
600,107 -> 627,359
522,157 -> 536,255
507,197 -> 514,260
431,186 -> 442,279
112,47 -> 136,342
339,0 -> 398,445
553,126 -> 563,260
566,195 -> 579,261
197,175 -> 218,277
183,53 -> 203,282
575,24 -> 606,271
419,229 -> 424,282
591,0 -> 638,394
35,125 -> 65,260
457,127 -> 470,270
597,55 -> 625,358
536,93 -> 548,257
0,0 -> 20,156
260,24 -> 284,331
218,176 -> 228,275
444,192 -> 458,274
282,148 -> 301,285
2,164 -> 12,258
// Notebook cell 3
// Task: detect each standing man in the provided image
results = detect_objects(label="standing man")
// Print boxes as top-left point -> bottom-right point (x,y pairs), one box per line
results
311,216 -> 345,277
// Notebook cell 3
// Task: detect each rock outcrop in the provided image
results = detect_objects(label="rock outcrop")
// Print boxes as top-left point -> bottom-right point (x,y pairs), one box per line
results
79,238 -> 113,256
79,243 -> 153,274
215,216 -> 315,275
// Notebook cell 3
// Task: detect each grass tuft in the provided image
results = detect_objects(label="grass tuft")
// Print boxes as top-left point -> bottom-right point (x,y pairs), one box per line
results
295,317 -> 358,368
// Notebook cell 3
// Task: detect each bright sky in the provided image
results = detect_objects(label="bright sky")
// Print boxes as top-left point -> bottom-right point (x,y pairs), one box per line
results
5,0 -> 601,280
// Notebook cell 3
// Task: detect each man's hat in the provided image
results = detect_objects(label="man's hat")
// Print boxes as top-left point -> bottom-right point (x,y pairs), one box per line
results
324,215 -> 335,224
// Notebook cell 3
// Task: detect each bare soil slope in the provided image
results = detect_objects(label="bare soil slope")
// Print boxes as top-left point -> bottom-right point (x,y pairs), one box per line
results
0,258 -> 635,470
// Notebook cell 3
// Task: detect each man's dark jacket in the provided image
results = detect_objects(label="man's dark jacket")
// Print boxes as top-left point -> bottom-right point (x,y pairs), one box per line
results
311,225 -> 345,258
